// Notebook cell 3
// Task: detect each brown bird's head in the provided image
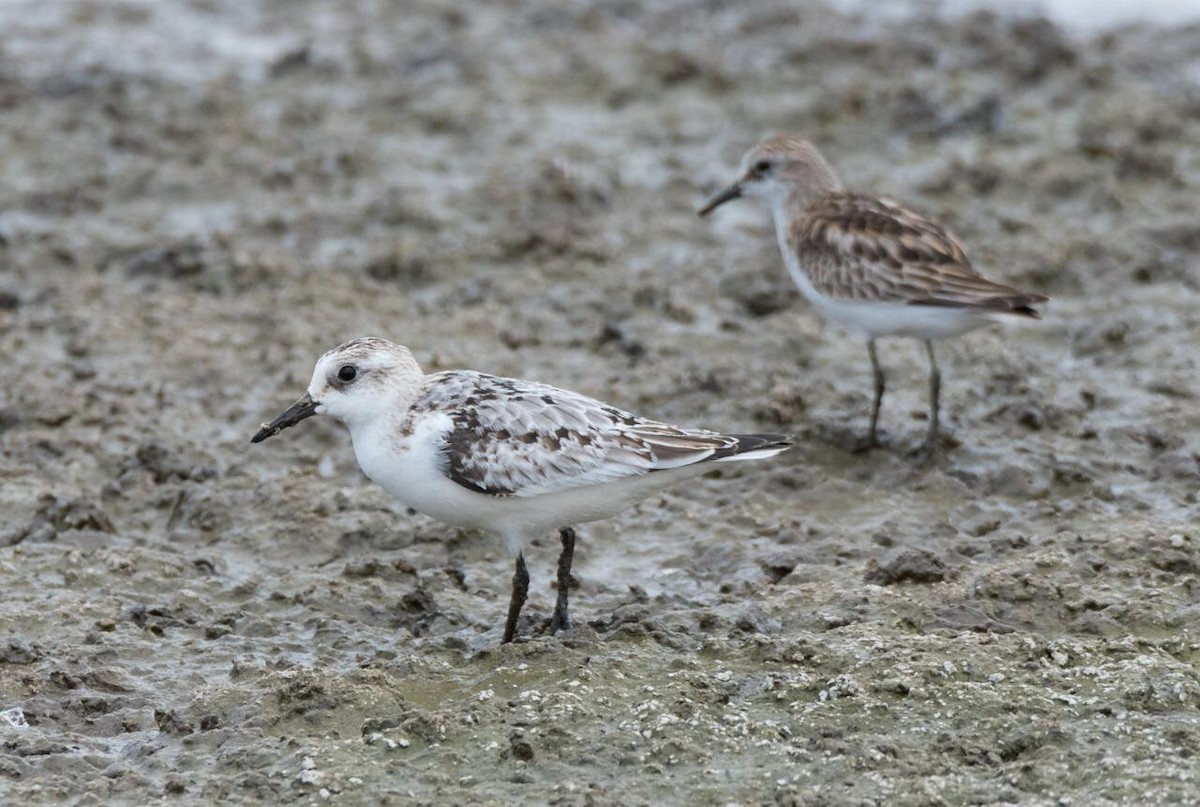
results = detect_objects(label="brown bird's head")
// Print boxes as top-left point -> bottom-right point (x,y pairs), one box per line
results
698,135 -> 841,217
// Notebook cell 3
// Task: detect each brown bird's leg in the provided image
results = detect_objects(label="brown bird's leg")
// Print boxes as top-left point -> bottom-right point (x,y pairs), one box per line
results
548,527 -> 576,635
503,552 -> 529,644
854,339 -> 885,453
919,339 -> 942,460
868,339 -> 886,446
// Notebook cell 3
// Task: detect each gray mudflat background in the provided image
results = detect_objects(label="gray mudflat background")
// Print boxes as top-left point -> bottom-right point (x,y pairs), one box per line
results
1,1 -> 1197,804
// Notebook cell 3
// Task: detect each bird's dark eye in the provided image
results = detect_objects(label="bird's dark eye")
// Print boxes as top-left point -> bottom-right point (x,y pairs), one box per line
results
337,365 -> 357,383
754,159 -> 772,174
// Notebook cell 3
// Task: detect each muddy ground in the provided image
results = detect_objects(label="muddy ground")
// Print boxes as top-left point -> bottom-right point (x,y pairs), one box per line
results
1,1 -> 1198,804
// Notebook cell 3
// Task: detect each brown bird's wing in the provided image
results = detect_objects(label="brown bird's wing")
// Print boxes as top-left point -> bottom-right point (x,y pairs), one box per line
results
790,193 -> 1047,315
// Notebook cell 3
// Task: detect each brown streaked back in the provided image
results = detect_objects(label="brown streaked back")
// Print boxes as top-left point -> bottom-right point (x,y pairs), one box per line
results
790,192 -> 1047,314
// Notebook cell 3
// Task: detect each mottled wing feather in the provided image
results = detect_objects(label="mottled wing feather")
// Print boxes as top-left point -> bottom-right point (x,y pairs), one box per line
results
792,193 -> 1046,313
412,372 -> 744,497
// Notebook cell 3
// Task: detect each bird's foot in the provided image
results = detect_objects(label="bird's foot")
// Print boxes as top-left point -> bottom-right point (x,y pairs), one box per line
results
547,607 -> 571,636
912,438 -> 942,465
910,431 -> 958,464
849,432 -> 882,454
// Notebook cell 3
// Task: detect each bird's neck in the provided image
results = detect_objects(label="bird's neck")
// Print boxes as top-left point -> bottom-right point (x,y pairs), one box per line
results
768,191 -> 821,294
343,374 -> 425,448
770,193 -> 799,227
773,180 -> 836,223
344,392 -> 414,477
769,191 -> 812,244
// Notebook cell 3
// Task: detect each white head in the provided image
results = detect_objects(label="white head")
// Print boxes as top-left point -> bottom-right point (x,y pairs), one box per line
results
251,337 -> 424,442
698,135 -> 841,217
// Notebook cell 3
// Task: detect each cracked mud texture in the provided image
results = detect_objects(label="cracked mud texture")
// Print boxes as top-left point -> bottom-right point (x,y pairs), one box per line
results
1,1 -> 1198,804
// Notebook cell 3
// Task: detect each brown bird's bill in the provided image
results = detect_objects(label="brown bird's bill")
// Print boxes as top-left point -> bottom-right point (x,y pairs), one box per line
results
697,182 -> 742,217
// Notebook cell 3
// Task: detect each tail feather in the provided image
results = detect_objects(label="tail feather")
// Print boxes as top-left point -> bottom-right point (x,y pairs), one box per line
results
912,291 -> 1048,319
712,433 -> 794,463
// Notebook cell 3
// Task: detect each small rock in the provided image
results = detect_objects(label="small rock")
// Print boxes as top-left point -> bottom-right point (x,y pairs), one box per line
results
864,547 -> 947,585
0,639 -> 42,665
126,240 -> 206,279
204,624 -> 232,640
268,44 -> 313,78
509,733 -> 534,762
363,246 -> 431,290
342,559 -> 382,578
877,679 -> 911,696
651,48 -> 701,84
733,607 -> 781,635
760,553 -> 798,584
298,769 -> 325,786
0,707 -> 28,728
30,493 -> 114,535
154,708 -> 193,736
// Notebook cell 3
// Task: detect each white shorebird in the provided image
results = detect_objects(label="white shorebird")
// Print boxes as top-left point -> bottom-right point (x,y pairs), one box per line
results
699,135 -> 1047,456
251,337 -> 792,643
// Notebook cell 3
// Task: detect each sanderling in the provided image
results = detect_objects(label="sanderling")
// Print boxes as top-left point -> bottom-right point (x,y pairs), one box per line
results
251,337 -> 792,643
699,135 -> 1047,457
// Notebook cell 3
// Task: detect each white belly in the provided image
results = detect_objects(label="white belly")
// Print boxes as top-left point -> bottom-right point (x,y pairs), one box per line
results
777,238 -> 989,340
346,415 -> 707,554
805,293 -> 989,340
350,414 -> 503,531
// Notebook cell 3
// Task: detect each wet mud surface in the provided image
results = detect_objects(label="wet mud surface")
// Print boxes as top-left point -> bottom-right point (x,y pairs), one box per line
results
1,1 -> 1198,804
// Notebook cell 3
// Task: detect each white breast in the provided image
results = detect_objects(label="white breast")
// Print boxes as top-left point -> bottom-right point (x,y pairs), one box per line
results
773,217 -> 991,341
350,413 -> 498,530
346,413 -> 709,555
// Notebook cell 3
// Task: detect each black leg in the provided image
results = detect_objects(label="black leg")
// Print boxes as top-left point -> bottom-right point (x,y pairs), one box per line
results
503,552 -> 529,644
921,340 -> 942,459
854,339 -> 885,453
548,527 -> 576,635
868,339 -> 885,446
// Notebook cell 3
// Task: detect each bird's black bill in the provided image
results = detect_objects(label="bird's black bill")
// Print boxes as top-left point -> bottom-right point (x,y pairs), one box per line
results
697,183 -> 742,217
250,393 -> 317,443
